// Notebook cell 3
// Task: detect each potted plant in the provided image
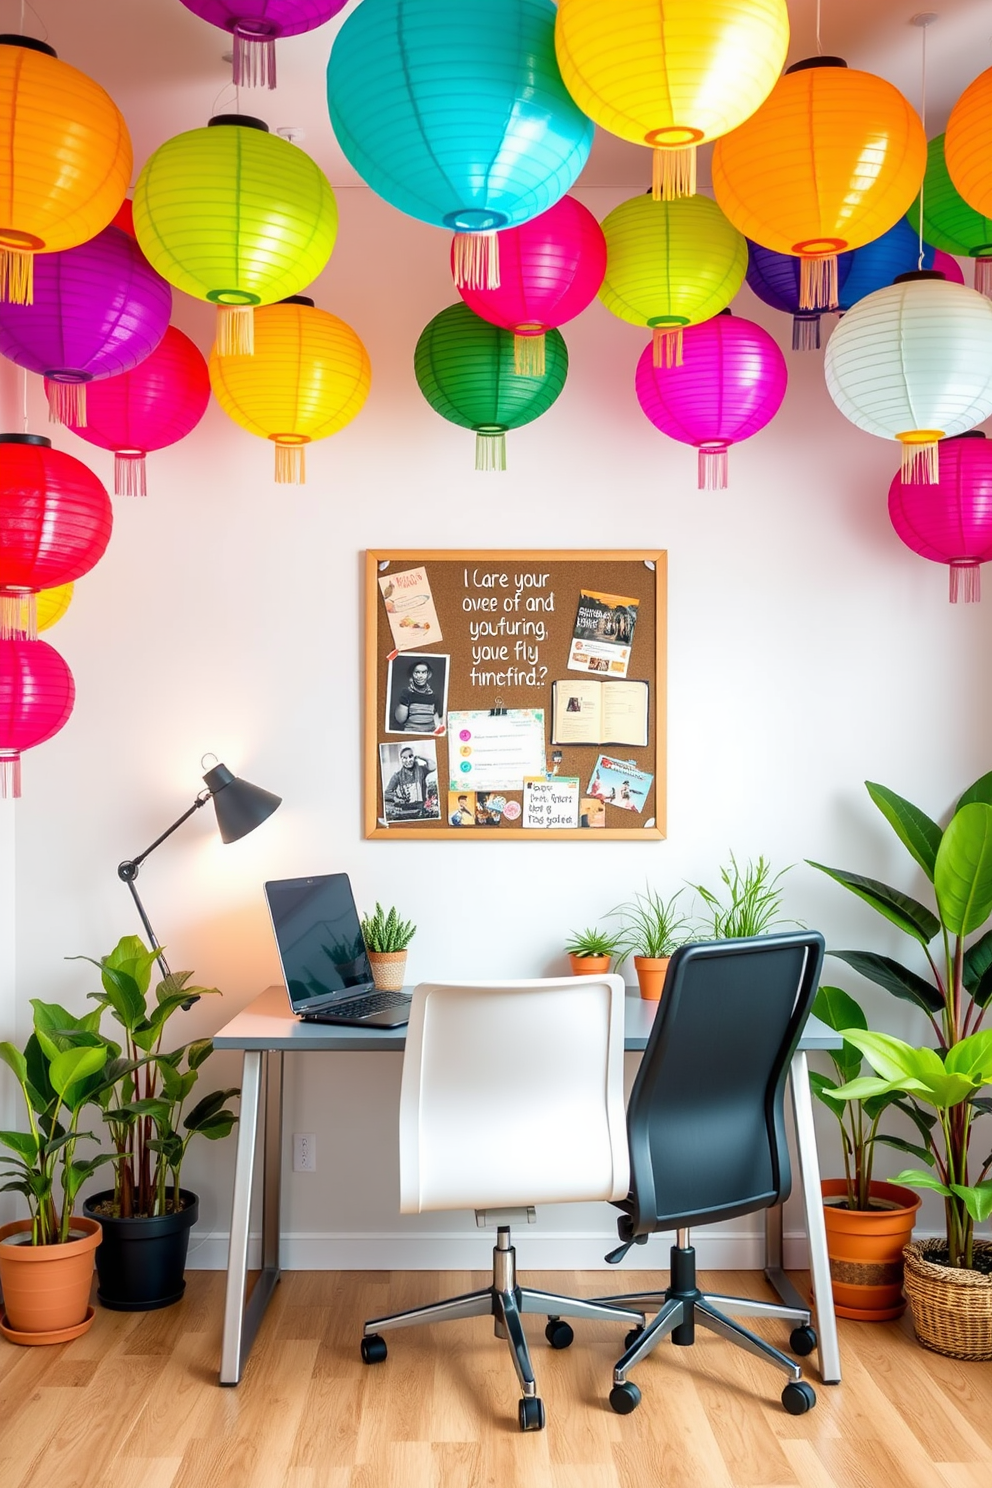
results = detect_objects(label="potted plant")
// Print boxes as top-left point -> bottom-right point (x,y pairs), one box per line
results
564,926 -> 623,976
0,1000 -> 114,1344
609,886 -> 693,1001
809,774 -> 992,1358
691,852 -> 795,939
73,936 -> 239,1312
360,903 -> 416,990
808,984 -> 921,1320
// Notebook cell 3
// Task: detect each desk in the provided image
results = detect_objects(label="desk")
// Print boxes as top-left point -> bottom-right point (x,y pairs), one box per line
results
214,986 -> 842,1388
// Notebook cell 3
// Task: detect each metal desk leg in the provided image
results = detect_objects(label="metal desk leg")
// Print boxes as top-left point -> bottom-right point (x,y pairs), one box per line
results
220,1049 -> 284,1384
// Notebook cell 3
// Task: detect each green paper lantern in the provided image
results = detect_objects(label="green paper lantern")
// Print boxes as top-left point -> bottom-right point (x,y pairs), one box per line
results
414,303 -> 568,469
907,134 -> 992,296
599,192 -> 747,367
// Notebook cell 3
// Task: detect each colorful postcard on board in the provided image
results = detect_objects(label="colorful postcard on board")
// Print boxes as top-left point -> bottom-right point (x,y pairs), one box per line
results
523,776 -> 580,830
447,790 -> 476,827
447,708 -> 546,792
379,566 -> 442,651
586,755 -> 653,814
385,653 -> 449,735
568,589 -> 640,678
380,740 -> 440,823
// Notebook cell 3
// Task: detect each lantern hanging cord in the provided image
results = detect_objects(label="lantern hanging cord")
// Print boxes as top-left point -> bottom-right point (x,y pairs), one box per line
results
21,368 -> 27,434
815,0 -> 822,55
919,18 -> 927,270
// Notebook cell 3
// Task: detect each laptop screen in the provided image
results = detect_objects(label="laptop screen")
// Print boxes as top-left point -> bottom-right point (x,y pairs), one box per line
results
265,874 -> 374,1013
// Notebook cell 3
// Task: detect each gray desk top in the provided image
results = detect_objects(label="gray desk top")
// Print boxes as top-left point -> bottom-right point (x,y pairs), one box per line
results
213,985 -> 842,1054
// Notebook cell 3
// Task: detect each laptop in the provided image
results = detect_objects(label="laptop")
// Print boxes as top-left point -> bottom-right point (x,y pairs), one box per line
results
264,873 -> 412,1028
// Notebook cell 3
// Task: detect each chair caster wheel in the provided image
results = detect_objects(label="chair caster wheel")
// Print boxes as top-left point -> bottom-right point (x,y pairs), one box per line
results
624,1326 -> 644,1351
781,1380 -> 816,1415
360,1334 -> 387,1364
610,1380 -> 642,1415
545,1318 -> 574,1349
789,1325 -> 817,1357
518,1396 -> 546,1431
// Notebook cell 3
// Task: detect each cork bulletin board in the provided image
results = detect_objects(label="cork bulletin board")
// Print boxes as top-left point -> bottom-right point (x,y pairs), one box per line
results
364,550 -> 667,840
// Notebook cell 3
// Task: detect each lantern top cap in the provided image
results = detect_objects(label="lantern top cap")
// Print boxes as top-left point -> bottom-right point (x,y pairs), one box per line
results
208,114 -> 269,132
894,269 -> 946,284
785,56 -> 848,74
0,433 -> 52,448
279,295 -> 315,307
0,35 -> 56,58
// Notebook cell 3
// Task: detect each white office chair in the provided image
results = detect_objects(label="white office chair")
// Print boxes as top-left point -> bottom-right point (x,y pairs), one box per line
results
360,975 -> 645,1432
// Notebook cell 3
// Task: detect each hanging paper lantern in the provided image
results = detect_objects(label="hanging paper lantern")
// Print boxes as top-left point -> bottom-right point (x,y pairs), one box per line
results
713,57 -> 926,312
931,250 -> 965,286
555,0 -> 789,202
837,219 -> 935,313
824,272 -> 992,483
907,135 -> 992,299
635,311 -> 787,489
0,37 -> 131,304
180,2 -> 349,88
0,225 -> 171,427
0,636 -> 74,798
414,302 -> 567,470
0,434 -> 112,639
746,241 -> 854,351
133,115 -> 338,355
888,432 -> 992,603
599,194 -> 746,367
16,583 -> 73,634
327,0 -> 592,290
453,196 -> 605,376
55,327 -> 211,497
208,297 -> 371,483
112,198 -> 135,237
945,68 -> 992,223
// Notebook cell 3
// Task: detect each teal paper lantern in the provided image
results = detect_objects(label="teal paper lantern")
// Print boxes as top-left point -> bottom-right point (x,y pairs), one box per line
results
327,0 -> 592,289
414,302 -> 567,469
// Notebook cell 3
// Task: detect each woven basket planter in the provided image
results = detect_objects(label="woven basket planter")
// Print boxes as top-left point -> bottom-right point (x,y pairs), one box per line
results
902,1239 -> 992,1360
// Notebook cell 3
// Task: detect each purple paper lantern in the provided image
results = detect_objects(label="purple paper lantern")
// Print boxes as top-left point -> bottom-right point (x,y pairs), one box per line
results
0,226 -> 171,427
179,2 -> 349,88
746,240 -> 854,351
635,311 -> 788,489
888,431 -> 992,602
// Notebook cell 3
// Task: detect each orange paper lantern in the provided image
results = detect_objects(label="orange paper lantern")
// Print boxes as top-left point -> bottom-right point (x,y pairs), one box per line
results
945,67 -> 992,222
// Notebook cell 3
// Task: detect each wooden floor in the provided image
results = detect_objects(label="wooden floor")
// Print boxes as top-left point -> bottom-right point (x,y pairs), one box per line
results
2,1267 -> 991,1488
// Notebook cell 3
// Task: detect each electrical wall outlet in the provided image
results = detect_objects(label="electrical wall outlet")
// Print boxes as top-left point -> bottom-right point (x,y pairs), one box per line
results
293,1132 -> 316,1172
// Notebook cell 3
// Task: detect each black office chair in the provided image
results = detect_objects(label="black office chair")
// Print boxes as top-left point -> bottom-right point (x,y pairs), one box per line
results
595,931 -> 825,1418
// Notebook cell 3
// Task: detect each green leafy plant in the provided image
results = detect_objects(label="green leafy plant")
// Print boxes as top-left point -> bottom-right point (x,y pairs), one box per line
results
692,853 -> 795,939
565,926 -> 623,958
360,903 -> 417,953
609,886 -> 693,961
809,774 -> 992,1268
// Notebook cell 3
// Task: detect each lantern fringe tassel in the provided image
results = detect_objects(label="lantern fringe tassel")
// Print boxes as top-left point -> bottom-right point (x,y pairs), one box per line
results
792,314 -> 821,351
453,231 -> 500,291
653,325 -> 683,369
975,258 -> 992,299
0,756 -> 21,800
799,254 -> 839,311
901,440 -> 939,484
274,443 -> 306,484
217,305 -> 255,356
514,332 -> 546,377
698,446 -> 729,490
652,146 -> 696,203
47,381 -> 87,428
0,592 -> 36,641
950,561 -> 981,604
0,247 -> 33,305
233,32 -> 276,90
115,453 -> 147,497
475,431 -> 506,472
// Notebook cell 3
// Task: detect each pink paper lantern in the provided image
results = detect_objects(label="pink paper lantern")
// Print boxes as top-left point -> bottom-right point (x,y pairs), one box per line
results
931,249 -> 965,285
453,196 -> 606,375
635,311 -> 788,488
888,430 -> 992,602
0,636 -> 75,798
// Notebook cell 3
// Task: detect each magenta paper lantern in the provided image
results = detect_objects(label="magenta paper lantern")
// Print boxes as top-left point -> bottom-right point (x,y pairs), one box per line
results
931,249 -> 965,286
0,636 -> 74,798
53,327 -> 211,497
453,195 -> 606,374
0,226 -> 171,427
635,311 -> 788,489
179,2 -> 348,88
888,431 -> 992,602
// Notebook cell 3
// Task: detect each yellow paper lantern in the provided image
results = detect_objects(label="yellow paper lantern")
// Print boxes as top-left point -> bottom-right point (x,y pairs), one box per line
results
945,67 -> 992,222
555,0 -> 789,200
17,583 -> 74,634
209,297 -> 371,483
0,37 -> 132,304
712,58 -> 926,311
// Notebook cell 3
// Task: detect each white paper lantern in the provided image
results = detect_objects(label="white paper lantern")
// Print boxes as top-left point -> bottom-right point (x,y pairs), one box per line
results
824,272 -> 992,482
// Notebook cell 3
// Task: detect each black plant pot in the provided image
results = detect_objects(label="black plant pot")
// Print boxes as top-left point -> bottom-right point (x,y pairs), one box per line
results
83,1189 -> 199,1311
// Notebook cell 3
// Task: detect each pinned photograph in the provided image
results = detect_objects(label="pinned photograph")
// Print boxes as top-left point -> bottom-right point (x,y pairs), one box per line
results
568,589 -> 640,678
380,740 -> 440,822
448,790 -> 476,826
385,652 -> 449,735
379,566 -> 442,651
586,755 -> 653,813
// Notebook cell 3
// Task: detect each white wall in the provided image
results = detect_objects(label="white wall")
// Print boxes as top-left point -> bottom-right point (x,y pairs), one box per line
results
7,184 -> 992,1267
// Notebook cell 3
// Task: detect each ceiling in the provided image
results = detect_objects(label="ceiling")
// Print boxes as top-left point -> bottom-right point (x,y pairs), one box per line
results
9,0 -> 992,191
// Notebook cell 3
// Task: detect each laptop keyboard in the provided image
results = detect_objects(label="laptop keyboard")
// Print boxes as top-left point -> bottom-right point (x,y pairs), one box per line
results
305,990 -> 409,1021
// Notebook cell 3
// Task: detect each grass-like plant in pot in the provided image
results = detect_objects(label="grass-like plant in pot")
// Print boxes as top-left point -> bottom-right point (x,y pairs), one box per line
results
609,887 -> 693,1001
361,902 -> 417,991
564,926 -> 623,976
691,852 -> 795,939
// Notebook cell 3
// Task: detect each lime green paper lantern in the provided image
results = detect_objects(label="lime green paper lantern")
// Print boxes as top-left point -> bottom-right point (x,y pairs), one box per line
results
415,302 -> 568,469
599,192 -> 747,366
907,134 -> 992,298
133,114 -> 338,354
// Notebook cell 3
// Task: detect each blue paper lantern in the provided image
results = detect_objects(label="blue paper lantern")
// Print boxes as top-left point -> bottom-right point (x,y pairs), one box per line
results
838,218 -> 935,312
326,0 -> 593,288
746,240 -> 854,351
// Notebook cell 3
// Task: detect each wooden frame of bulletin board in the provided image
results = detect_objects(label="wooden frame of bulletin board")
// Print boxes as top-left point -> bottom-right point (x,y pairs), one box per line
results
364,550 -> 666,841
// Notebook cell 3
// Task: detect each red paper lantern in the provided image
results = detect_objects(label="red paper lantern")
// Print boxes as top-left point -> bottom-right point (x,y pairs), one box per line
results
0,636 -> 75,797
0,434 -> 112,638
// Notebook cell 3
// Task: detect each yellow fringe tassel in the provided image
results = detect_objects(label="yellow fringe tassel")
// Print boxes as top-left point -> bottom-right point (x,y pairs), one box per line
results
217,305 -> 255,356
453,231 -> 500,290
514,332 -> 545,377
799,254 -> 839,311
652,325 -> 684,369
47,381 -> 87,427
115,453 -> 147,497
0,247 -> 33,304
975,258 -> 992,299
900,440 -> 939,484
0,592 -> 36,640
950,562 -> 980,604
0,756 -> 22,799
475,431 -> 506,472
652,146 -> 696,202
274,443 -> 305,484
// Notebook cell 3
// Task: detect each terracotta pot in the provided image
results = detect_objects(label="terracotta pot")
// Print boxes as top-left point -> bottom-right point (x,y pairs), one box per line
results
821,1179 -> 920,1320
568,953 -> 611,976
0,1216 -> 101,1343
367,949 -> 408,991
902,1238 -> 992,1359
633,955 -> 670,1001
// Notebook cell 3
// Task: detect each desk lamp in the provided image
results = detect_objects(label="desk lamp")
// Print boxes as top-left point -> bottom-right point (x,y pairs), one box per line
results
117,755 -> 281,982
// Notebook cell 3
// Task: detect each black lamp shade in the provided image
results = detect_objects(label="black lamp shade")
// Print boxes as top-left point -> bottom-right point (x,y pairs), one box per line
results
203,762 -> 282,844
